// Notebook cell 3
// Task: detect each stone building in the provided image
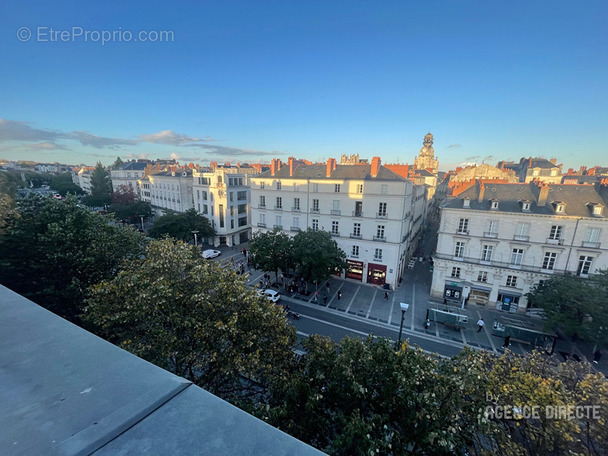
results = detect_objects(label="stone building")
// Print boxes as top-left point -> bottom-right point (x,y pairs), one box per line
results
413,132 -> 439,174
497,157 -> 563,183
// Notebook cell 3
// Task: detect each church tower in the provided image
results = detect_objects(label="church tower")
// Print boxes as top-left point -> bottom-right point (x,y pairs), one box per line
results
413,132 -> 438,173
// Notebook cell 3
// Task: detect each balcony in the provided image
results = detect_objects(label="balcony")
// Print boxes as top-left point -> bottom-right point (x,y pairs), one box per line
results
456,230 -> 469,235
259,204 -> 266,209
350,233 -> 362,239
513,235 -> 530,241
352,211 -> 363,217
291,207 -> 300,212
290,226 -> 301,232
330,231 -> 340,237
376,212 -> 388,219
311,208 -> 320,214
483,231 -> 498,238
330,209 -> 341,216
434,252 -> 569,275
546,238 -> 563,245
582,241 -> 601,248
257,222 -> 266,228
274,206 -> 283,211
373,235 -> 386,242
273,224 -> 283,229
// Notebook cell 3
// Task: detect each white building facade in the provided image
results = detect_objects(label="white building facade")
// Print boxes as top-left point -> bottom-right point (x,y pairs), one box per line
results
192,165 -> 258,247
431,181 -> 608,313
139,169 -> 194,215
250,157 -> 415,289
110,162 -> 149,195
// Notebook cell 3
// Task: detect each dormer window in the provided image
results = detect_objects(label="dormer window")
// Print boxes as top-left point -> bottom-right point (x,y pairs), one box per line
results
490,199 -> 499,210
553,201 -> 565,213
463,197 -> 470,208
521,200 -> 531,212
588,203 -> 605,216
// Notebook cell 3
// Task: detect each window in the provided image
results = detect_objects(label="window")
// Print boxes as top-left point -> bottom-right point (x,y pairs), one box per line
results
451,267 -> 461,278
260,182 -> 265,189
486,220 -> 498,237
277,181 -> 281,190
237,191 -> 247,201
331,221 -> 339,235
196,189 -> 200,200
260,214 -> 265,225
238,204 -> 246,214
219,204 -> 224,228
593,206 -> 603,216
293,198 -> 300,210
332,200 -> 340,215
312,199 -> 319,212
491,200 -> 499,209
313,183 -> 319,192
549,225 -> 563,240
203,204 -> 208,214
458,218 -> 469,234
542,252 -> 557,270
334,184 -> 341,193
377,225 -> 385,238
515,222 -> 530,240
477,271 -> 488,283
510,248 -> 524,266
481,245 -> 493,262
381,184 -> 388,195
276,197 -> 282,209
577,256 -> 593,276
229,192 -> 233,202
275,215 -> 282,228
230,219 -> 234,229
506,275 -> 518,287
374,248 -> 383,260
352,246 -> 359,257
522,201 -> 531,211
356,184 -> 363,194
293,217 -> 299,228
230,206 -> 234,215
583,228 -> 601,246
454,241 -> 465,258
378,202 -> 387,217
312,219 -> 318,231
202,191 -> 208,201
259,195 -> 266,207
353,223 -> 361,237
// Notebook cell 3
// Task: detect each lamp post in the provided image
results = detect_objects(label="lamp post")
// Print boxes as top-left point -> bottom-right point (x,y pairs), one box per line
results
397,302 -> 410,347
191,230 -> 199,247
139,215 -> 145,231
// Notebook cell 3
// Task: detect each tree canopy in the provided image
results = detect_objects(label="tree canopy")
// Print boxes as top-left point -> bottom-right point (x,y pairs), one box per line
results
84,238 -> 297,401
0,195 -> 145,322
249,227 -> 294,279
113,156 -> 124,168
292,229 -> 347,284
83,162 -> 112,207
50,172 -> 85,196
148,208 -> 215,242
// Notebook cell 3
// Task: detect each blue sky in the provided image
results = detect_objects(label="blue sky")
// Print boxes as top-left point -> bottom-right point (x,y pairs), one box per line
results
1,0 -> 606,170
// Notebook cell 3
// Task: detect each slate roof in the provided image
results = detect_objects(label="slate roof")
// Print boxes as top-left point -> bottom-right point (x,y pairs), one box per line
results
443,182 -> 608,217
256,164 -> 407,181
119,162 -> 149,171
528,158 -> 559,169
414,169 -> 435,177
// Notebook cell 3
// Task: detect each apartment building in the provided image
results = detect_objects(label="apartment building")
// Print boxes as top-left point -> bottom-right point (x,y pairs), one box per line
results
497,157 -> 563,184
111,161 -> 150,195
72,166 -> 95,194
431,180 -> 608,313
138,168 -> 194,215
192,163 -> 259,247
250,157 -> 416,289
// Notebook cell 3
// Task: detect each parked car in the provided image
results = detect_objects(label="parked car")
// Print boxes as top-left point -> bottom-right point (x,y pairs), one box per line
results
202,249 -> 221,259
257,289 -> 281,303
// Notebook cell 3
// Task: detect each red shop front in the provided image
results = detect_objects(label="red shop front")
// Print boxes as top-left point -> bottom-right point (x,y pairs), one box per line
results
367,263 -> 386,286
345,260 -> 364,282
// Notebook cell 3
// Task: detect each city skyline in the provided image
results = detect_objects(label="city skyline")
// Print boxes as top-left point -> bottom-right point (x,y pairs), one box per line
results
1,1 -> 606,170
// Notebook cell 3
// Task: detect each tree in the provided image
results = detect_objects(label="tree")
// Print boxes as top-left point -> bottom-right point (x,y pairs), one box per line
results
292,229 -> 347,286
0,192 -> 17,236
113,156 -> 124,168
84,238 -> 297,402
83,162 -> 112,207
109,199 -> 153,225
110,185 -> 136,205
527,273 -> 608,348
0,195 -> 145,323
50,172 -> 84,196
249,228 -> 293,281
148,209 -> 214,242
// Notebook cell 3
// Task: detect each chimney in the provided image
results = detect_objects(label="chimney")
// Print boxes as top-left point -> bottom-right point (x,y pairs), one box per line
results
289,157 -> 294,176
477,181 -> 485,203
270,158 -> 282,176
326,158 -> 336,177
550,157 -> 557,165
537,182 -> 549,206
588,167 -> 596,176
371,156 -> 381,178
567,168 -> 573,175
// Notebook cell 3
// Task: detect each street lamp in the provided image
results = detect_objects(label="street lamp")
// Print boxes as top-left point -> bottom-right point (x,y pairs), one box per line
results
139,215 -> 145,231
191,230 -> 199,247
397,302 -> 410,347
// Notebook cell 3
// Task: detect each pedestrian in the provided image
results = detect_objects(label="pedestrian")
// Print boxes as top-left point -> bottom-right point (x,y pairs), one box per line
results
593,350 -> 602,364
503,335 -> 511,348
325,281 -> 330,292
314,291 -> 318,302
384,291 -> 389,300
477,318 -> 485,332
323,295 -> 327,305
337,290 -> 342,300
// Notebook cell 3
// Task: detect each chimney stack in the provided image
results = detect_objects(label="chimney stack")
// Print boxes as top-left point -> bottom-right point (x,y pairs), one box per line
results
537,182 -> 549,206
270,158 -> 282,176
550,158 -> 557,165
477,181 -> 485,203
371,156 -> 381,178
289,157 -> 294,176
326,158 -> 336,177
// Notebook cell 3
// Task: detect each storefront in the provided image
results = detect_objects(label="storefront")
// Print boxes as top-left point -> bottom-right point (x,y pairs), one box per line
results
443,281 -> 463,303
345,260 -> 364,282
468,286 -> 491,306
367,263 -> 386,286
497,291 -> 521,313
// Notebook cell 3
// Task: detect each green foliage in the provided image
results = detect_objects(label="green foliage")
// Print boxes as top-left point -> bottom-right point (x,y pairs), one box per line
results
527,272 -> 608,347
113,156 -> 124,168
0,195 -> 145,323
148,208 -> 214,241
84,238 -> 297,402
292,229 -> 347,284
0,192 -> 17,236
249,228 -> 294,279
83,162 -> 111,206
50,172 -> 84,196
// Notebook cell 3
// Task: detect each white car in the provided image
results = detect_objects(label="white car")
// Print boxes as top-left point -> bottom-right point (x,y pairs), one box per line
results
258,289 -> 281,303
202,249 -> 221,259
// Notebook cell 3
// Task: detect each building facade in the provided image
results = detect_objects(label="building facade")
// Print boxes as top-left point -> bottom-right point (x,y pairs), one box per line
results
431,180 -> 608,313
138,168 -> 194,215
192,164 -> 258,247
111,161 -> 150,195
250,157 -> 416,289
